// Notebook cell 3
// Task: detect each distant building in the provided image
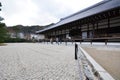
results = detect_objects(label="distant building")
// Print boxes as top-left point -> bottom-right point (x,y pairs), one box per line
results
7,25 -> 45,40
36,0 -> 120,42
7,27 -> 25,39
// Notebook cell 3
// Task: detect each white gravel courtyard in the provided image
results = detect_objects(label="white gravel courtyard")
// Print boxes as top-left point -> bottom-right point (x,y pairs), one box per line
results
0,43 -> 79,80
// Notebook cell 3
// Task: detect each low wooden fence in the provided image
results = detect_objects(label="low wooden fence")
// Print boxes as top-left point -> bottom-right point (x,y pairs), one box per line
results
39,37 -> 120,45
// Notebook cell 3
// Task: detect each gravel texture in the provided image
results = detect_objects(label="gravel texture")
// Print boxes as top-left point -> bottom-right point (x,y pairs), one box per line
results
0,43 -> 80,80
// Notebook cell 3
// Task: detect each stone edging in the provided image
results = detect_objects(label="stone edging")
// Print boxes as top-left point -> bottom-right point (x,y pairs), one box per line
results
79,47 -> 115,80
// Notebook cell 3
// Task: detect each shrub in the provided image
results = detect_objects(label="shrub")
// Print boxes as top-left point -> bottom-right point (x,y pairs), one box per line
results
4,38 -> 31,43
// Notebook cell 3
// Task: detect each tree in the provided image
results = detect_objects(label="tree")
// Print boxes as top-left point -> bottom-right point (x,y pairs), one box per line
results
0,23 -> 8,43
0,2 -> 8,43
0,2 -> 4,22
0,2 -> 1,11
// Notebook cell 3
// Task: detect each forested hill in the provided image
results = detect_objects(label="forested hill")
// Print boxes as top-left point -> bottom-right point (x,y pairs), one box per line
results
7,25 -> 45,34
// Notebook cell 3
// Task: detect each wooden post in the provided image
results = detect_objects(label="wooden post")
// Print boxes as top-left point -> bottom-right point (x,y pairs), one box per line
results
80,40 -> 81,44
65,39 -> 67,46
75,43 -> 78,60
105,39 -> 107,45
90,40 -> 92,45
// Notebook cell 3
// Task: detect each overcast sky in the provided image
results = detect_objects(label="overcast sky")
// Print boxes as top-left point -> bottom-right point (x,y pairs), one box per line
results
1,0 -> 103,26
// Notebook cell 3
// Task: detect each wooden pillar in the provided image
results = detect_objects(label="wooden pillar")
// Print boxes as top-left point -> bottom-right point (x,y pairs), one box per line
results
87,23 -> 89,38
61,29 -> 62,43
69,24 -> 71,37
96,21 -> 98,38
57,29 -> 59,37
107,15 -> 110,37
65,26 -> 67,44
79,21 -> 82,38
92,23 -> 95,38
55,30 -> 56,38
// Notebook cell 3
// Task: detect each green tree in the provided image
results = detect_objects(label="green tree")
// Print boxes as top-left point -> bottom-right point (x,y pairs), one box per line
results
0,23 -> 8,43
0,2 -> 8,43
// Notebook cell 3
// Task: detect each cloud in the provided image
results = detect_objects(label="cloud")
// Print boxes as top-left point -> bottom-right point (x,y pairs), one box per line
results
0,0 -> 103,26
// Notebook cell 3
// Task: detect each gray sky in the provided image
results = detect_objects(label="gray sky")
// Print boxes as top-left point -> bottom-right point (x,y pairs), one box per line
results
1,0 -> 103,26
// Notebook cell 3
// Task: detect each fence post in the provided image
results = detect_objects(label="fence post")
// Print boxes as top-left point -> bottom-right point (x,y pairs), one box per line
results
90,40 -> 92,45
65,39 -> 67,46
105,39 -> 107,45
75,43 -> 78,60
80,40 -> 81,44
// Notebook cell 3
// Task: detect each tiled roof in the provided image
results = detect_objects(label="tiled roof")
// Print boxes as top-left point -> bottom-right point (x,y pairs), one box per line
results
36,0 -> 120,33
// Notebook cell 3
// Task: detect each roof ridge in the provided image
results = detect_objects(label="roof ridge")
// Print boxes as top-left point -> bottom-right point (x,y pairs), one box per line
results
61,0 -> 111,21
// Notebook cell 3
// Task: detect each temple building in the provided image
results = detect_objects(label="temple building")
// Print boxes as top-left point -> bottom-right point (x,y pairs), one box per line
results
36,0 -> 120,42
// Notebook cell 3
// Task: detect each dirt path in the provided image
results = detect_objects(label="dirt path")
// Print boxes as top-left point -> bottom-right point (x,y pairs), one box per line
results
82,46 -> 120,80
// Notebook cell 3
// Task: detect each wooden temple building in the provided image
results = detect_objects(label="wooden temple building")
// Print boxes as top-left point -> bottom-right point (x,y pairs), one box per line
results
36,0 -> 120,43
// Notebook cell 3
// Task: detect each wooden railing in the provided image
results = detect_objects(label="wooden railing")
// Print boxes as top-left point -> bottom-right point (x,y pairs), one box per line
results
39,37 -> 120,45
